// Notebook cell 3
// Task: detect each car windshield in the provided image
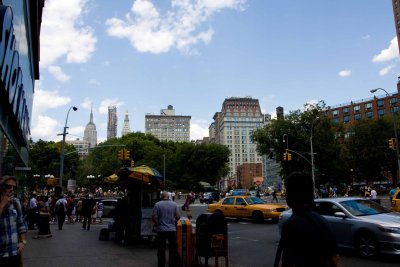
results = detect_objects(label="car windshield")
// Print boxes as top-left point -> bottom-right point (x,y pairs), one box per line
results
339,199 -> 390,216
244,197 -> 265,205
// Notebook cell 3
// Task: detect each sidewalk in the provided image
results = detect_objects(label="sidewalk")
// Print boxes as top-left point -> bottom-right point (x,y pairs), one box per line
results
24,221 -> 157,267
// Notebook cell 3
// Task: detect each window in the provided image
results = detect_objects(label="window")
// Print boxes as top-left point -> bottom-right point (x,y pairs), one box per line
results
222,198 -> 234,205
353,105 -> 360,113
364,102 -> 372,110
376,99 -> 384,108
390,97 -> 398,105
343,116 -> 350,123
333,117 -> 339,123
365,111 -> 373,119
235,198 -> 245,205
378,109 -> 385,117
391,106 -> 399,113
332,110 -> 339,117
354,114 -> 361,121
342,107 -> 349,114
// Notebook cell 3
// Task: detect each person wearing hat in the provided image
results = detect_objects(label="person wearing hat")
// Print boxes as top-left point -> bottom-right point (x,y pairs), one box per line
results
0,176 -> 27,266
275,172 -> 342,267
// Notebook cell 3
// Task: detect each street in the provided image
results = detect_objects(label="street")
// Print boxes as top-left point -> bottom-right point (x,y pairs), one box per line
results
22,198 -> 400,267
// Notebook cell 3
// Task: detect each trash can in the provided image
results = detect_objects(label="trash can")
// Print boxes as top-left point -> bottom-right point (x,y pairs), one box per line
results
196,213 -> 228,266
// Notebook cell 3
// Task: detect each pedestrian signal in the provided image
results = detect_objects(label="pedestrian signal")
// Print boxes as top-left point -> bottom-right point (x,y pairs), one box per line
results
283,152 -> 287,161
288,153 -> 292,161
131,160 -> 135,168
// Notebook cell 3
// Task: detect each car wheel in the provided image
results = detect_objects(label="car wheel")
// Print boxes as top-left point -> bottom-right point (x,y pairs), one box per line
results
356,232 -> 379,257
215,209 -> 222,214
252,211 -> 264,223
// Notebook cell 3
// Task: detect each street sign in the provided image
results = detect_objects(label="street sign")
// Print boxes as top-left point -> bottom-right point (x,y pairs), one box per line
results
255,180 -> 261,186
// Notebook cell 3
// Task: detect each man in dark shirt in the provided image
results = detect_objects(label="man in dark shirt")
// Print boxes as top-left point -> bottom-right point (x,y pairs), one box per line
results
81,194 -> 96,231
277,172 -> 342,267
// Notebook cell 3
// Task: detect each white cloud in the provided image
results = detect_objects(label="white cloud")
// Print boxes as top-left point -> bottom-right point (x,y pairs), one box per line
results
33,88 -> 71,115
338,70 -> 352,77
362,34 -> 370,40
48,65 -> 71,82
40,0 -> 97,67
98,99 -> 125,115
105,0 -> 246,54
372,37 -> 399,63
190,119 -> 210,140
81,97 -> 92,110
31,115 -> 59,140
379,65 -> 395,76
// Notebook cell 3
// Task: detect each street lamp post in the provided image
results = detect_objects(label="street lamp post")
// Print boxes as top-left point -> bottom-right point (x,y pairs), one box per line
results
59,106 -> 78,189
370,88 -> 400,186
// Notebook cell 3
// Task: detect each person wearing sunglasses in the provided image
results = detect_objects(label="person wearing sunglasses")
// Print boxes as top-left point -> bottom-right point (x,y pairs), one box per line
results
0,176 -> 27,267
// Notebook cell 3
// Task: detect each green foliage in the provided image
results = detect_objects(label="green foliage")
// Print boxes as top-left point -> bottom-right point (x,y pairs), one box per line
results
75,132 -> 230,191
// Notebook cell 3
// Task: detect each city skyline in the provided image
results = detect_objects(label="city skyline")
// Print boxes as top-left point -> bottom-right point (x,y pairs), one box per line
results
32,0 -> 399,143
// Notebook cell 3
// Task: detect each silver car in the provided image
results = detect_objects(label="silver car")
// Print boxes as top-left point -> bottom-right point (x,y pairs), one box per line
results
278,197 -> 400,257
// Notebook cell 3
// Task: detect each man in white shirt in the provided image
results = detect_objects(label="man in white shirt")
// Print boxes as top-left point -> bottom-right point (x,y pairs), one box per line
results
370,188 -> 377,200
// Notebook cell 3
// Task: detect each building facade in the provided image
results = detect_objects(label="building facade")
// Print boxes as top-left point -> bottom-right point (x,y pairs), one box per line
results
83,108 -> 97,148
66,139 -> 90,159
393,0 -> 400,54
211,97 -> 265,184
236,163 -> 263,189
325,84 -> 400,125
0,1 -> 44,170
145,105 -> 191,142
107,106 -> 117,140
121,111 -> 131,136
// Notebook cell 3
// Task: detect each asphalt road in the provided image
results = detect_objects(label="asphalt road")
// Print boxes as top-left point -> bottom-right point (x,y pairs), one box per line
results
188,199 -> 400,267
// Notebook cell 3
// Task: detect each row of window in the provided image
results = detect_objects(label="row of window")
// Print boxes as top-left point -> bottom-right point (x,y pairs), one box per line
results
332,107 -> 399,123
332,98 -> 398,117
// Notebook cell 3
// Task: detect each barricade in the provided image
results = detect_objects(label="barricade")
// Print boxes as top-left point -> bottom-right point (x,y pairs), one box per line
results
177,217 -> 193,267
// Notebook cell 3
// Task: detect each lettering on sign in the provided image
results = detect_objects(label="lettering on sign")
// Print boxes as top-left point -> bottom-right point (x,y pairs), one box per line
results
0,5 -> 30,143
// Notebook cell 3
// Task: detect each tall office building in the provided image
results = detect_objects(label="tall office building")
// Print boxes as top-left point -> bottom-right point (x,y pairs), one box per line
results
393,0 -> 400,54
121,111 -> 131,136
107,106 -> 117,140
83,107 -> 97,148
145,105 -> 191,142
211,97 -> 265,181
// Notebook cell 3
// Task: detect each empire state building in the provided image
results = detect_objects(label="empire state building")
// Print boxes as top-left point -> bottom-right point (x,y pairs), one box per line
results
84,107 -> 97,148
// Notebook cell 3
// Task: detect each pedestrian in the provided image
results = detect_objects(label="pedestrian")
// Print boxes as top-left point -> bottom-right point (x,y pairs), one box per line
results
183,194 -> 192,219
271,190 -> 278,203
27,192 -> 38,230
55,195 -> 67,230
152,191 -> 180,267
81,194 -> 96,231
33,195 -> 52,239
66,194 -> 75,224
96,200 -> 104,223
75,197 -> 83,222
370,187 -> 377,200
0,176 -> 27,267
274,172 -> 342,267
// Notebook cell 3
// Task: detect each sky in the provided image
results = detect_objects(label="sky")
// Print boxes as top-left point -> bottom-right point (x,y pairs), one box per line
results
32,0 -> 400,143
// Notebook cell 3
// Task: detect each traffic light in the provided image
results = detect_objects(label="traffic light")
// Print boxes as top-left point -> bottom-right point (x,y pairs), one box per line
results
389,138 -> 396,150
125,149 -> 130,160
283,152 -> 287,161
288,153 -> 292,161
117,149 -> 124,160
131,160 -> 135,168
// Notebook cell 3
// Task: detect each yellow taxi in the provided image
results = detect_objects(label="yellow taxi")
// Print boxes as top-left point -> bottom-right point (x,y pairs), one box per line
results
391,188 -> 400,212
207,196 -> 287,223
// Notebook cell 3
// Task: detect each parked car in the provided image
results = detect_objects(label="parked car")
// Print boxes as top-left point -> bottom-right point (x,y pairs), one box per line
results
279,197 -> 400,257
207,196 -> 287,223
101,199 -> 118,218
391,188 -> 400,212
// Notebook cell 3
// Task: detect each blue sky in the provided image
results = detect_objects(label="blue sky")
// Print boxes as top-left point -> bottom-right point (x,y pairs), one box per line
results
32,0 -> 400,143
